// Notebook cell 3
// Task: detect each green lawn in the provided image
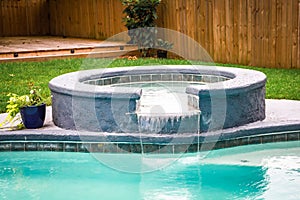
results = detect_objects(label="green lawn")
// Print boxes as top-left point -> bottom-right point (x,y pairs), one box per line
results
0,58 -> 299,113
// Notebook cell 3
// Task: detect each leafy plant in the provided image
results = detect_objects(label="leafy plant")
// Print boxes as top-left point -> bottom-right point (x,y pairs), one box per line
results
121,0 -> 161,56
0,88 -> 51,129
156,39 -> 174,50
155,39 -> 173,58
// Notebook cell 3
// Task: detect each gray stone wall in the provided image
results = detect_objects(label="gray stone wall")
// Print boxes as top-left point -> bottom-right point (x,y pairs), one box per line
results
51,91 -> 139,133
199,86 -> 266,132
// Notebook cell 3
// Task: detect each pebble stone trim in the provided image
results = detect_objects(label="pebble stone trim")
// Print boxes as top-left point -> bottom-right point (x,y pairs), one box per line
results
1,131 -> 299,154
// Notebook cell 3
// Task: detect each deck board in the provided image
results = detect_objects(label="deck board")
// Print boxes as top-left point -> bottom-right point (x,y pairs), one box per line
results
0,36 -> 136,62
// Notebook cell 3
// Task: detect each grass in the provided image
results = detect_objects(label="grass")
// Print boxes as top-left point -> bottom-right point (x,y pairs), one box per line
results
0,58 -> 299,113
218,63 -> 300,100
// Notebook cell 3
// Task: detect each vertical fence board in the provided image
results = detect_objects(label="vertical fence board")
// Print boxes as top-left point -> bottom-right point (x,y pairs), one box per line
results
9,0 -> 14,35
27,0 -> 34,35
114,0 -> 124,36
88,0 -> 94,38
28,0 -> 33,35
213,0 -> 224,63
86,0 -> 93,38
264,0 -> 269,68
257,0 -> 262,67
281,0 -> 288,68
106,0 -> 112,37
80,0 -> 87,37
286,0 -> 293,69
0,0 -> 2,35
11,0 -> 17,35
49,0 -> 56,35
225,0 -> 233,63
269,0 -> 277,68
249,0 -> 255,66
3,0 -> 11,35
97,0 -> 103,38
180,0 -> 185,34
298,0 -> 300,68
76,0 -> 82,36
266,0 -> 273,68
187,0 -> 194,39
74,0 -> 79,36
175,0 -> 181,33
276,0 -> 283,68
104,0 -> 110,37
195,0 -> 204,49
274,0 -> 279,67
238,0 -> 248,64
206,0 -> 214,57
261,0 -> 266,68
291,0 -> 298,69
93,0 -> 98,38
59,0 -> 66,36
232,0 -> 239,64
262,0 -> 267,67
247,0 -> 253,65
219,0 -> 225,63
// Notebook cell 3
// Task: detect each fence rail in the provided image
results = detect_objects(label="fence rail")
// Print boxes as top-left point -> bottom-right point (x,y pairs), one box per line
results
0,0 -> 299,69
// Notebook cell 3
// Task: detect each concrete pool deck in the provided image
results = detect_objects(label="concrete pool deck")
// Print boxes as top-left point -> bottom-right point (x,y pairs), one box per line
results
0,99 -> 299,153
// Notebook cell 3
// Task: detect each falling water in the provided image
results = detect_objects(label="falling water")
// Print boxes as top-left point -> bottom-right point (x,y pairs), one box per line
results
135,82 -> 200,134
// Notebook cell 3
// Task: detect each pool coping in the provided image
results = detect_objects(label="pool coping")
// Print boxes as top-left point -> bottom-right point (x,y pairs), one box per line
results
0,99 -> 299,153
49,65 -> 266,98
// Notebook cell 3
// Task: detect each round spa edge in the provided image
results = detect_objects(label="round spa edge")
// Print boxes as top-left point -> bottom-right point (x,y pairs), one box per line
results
49,65 -> 266,133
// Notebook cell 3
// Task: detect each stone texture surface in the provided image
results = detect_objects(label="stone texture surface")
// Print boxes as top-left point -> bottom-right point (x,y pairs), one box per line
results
52,91 -> 140,133
199,86 -> 266,132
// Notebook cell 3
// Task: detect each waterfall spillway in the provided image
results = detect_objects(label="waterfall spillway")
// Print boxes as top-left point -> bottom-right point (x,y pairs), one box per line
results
134,82 -> 200,134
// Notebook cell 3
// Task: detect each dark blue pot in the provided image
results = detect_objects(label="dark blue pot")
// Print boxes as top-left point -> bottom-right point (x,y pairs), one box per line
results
20,104 -> 46,129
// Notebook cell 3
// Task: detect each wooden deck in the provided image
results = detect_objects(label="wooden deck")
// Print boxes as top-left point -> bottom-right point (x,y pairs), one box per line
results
0,36 -> 137,62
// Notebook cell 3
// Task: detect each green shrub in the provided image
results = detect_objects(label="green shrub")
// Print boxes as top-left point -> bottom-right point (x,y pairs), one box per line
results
121,0 -> 161,56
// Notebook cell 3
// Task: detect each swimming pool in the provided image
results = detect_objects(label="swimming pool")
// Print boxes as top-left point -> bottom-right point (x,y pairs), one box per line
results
0,141 -> 299,200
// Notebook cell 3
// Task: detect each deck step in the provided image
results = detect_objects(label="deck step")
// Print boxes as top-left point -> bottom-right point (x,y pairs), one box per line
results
0,45 -> 138,62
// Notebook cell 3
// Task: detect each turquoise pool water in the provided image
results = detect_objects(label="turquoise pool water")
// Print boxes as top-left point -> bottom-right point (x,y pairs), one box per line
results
0,141 -> 300,200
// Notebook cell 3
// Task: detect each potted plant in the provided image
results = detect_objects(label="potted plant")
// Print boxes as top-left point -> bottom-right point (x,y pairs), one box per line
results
156,39 -> 174,58
121,0 -> 161,57
0,88 -> 51,129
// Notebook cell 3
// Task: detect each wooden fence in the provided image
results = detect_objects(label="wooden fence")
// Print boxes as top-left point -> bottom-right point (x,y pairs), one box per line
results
49,0 -> 126,39
0,0 -> 299,69
158,0 -> 300,69
0,0 -> 49,36
0,0 -> 125,38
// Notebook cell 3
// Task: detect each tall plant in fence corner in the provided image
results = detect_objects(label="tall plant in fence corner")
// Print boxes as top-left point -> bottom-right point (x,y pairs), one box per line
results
121,0 -> 161,57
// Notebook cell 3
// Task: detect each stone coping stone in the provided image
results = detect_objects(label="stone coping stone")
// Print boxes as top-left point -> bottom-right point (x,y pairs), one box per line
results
49,65 -> 266,98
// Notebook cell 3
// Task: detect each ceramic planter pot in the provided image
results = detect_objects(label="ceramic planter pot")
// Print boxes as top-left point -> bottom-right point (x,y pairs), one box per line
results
20,104 -> 46,129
